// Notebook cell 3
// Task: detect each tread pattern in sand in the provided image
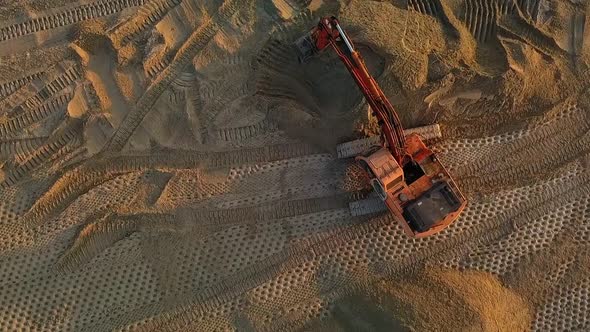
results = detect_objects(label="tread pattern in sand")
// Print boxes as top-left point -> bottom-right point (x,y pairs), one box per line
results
0,0 -> 147,42
104,0 -> 247,151
109,0 -> 182,48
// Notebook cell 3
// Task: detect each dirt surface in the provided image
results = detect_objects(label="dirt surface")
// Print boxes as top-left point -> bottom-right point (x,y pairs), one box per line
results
0,0 -> 589,331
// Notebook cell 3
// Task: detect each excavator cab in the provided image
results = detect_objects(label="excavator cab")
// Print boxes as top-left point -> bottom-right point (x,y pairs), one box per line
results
295,17 -> 467,238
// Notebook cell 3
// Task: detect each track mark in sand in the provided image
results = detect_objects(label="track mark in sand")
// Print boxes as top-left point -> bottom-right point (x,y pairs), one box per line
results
56,212 -> 175,273
0,0 -> 147,43
408,0 -> 443,17
21,143 -> 322,228
138,160 -> 590,325
0,90 -> 73,138
455,198 -> 584,276
437,100 -> 576,169
26,63 -> 82,104
0,61 -> 80,112
458,122 -> 590,192
255,11 -> 318,102
0,71 -> 44,99
186,194 -> 352,231
58,194 -> 353,273
571,11 -> 585,56
533,276 -> 590,331
0,119 -> 83,189
151,173 -> 590,330
515,0 -> 541,21
447,103 -> 590,191
0,137 -> 48,160
144,49 -> 175,79
0,63 -> 82,139
215,118 -> 278,142
497,10 -> 569,59
109,0 -> 182,49
464,0 -> 497,43
104,0 -> 249,152
116,215 -> 382,332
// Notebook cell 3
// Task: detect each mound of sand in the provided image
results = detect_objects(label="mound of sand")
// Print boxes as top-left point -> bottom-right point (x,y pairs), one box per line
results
311,268 -> 531,331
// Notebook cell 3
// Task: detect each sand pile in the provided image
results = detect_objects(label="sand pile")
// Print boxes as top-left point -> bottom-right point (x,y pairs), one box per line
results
310,268 -> 531,331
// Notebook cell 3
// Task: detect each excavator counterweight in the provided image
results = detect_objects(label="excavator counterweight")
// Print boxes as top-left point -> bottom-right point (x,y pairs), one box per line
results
296,16 -> 466,238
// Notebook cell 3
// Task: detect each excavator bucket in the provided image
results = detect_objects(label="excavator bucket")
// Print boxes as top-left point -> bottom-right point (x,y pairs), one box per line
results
294,31 -> 318,63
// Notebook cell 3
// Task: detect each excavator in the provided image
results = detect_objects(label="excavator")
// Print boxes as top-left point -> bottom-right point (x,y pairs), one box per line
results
295,17 -> 466,238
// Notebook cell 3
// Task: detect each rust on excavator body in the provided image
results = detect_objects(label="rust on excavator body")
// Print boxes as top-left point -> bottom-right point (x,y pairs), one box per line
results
296,16 -> 467,238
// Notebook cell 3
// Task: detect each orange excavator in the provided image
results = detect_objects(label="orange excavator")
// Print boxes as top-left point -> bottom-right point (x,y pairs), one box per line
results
295,17 -> 466,238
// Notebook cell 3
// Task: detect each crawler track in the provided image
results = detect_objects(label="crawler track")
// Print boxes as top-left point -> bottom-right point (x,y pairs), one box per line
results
22,143 -> 322,227
408,0 -> 443,17
59,193 -> 354,274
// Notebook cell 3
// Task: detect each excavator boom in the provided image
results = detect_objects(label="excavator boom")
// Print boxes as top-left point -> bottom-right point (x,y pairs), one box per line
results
296,17 -> 406,163
296,17 -> 467,238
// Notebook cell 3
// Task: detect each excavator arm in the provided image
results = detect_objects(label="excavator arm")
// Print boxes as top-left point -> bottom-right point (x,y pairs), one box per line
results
295,17 -> 407,163
295,16 -> 467,238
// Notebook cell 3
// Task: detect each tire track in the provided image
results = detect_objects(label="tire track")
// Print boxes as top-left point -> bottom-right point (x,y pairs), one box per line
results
441,101 -> 590,176
458,125 -> 590,191
59,193 -> 355,273
0,0 -> 147,43
22,143 -> 322,228
0,119 -> 83,188
141,171 -> 590,330
215,118 -> 278,142
0,62 -> 80,114
0,71 -> 45,100
109,0 -> 182,49
0,89 -> 74,138
103,0 -> 248,152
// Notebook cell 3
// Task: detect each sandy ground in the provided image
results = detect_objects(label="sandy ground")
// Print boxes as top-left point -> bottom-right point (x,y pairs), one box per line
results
0,0 -> 589,331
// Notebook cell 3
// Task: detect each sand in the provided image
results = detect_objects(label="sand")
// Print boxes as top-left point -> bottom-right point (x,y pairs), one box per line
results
0,0 -> 589,331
